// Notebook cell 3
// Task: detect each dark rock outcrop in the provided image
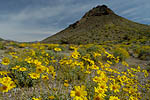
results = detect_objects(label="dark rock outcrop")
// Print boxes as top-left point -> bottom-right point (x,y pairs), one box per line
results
83,5 -> 114,18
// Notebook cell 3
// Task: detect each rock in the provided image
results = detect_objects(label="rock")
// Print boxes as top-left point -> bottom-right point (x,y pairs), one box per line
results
83,5 -> 114,18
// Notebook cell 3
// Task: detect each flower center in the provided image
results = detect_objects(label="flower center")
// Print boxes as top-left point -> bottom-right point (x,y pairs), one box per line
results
98,89 -> 103,93
112,86 -> 117,90
33,75 -> 37,77
4,60 -> 9,63
75,91 -> 81,96
101,85 -> 105,89
2,86 -> 8,90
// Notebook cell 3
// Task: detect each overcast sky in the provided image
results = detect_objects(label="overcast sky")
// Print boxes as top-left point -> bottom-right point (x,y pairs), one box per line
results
0,0 -> 150,42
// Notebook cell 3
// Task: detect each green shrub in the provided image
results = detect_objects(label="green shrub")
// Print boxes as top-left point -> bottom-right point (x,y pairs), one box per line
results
137,46 -> 150,60
8,62 -> 37,87
9,42 -> 20,48
112,47 -> 130,61
0,42 -> 6,50
85,45 -> 100,53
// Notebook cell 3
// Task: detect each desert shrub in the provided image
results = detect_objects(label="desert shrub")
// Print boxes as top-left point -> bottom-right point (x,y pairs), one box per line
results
60,39 -> 69,44
8,61 -> 39,87
77,45 -> 96,56
136,46 -> 150,60
118,44 -> 131,50
9,42 -> 20,48
47,44 -> 59,50
85,45 -> 100,53
7,49 -> 53,87
112,47 -> 130,61
78,45 -> 102,60
18,43 -> 26,48
57,44 -> 68,52
0,42 -> 6,50
77,47 -> 87,57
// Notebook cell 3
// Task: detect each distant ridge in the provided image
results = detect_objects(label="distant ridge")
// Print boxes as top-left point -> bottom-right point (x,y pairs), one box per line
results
42,5 -> 150,44
0,37 -> 4,41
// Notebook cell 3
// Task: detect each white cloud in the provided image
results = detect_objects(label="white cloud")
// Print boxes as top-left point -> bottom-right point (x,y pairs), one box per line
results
9,6 -> 65,22
0,20 -> 62,42
138,18 -> 150,21
120,7 -> 139,15
0,5 -> 67,41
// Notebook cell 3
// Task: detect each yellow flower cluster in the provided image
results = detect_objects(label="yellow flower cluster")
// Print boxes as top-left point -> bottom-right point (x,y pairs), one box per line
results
0,43 -> 149,100
0,76 -> 16,92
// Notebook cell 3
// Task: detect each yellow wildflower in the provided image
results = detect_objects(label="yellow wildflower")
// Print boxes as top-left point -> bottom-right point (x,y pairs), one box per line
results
94,87 -> 106,97
93,94 -> 104,100
0,77 -> 16,93
98,83 -> 108,92
65,80 -> 68,83
91,65 -> 99,70
42,75 -> 49,80
54,48 -> 61,51
29,73 -> 40,79
109,96 -> 120,100
142,70 -> 149,77
36,66 -> 47,73
47,66 -> 55,73
129,96 -> 138,100
71,51 -> 80,59
0,85 -> 9,92
49,96 -> 55,99
64,83 -> 69,87
109,83 -> 120,93
70,85 -> 87,100
19,67 -> 27,71
32,97 -> 42,100
122,61 -> 129,67
11,65 -> 20,70
1,57 -> 10,65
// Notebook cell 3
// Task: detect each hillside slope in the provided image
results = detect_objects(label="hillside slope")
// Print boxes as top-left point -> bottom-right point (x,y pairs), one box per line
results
42,5 -> 150,44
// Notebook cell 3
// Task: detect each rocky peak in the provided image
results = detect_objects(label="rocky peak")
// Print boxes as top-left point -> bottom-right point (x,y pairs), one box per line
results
83,5 -> 114,18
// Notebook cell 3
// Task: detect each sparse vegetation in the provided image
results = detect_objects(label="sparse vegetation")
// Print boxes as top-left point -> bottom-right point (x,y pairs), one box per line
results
136,46 -> 150,60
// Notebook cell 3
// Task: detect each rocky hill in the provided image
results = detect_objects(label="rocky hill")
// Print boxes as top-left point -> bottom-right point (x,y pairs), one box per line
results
42,5 -> 150,44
